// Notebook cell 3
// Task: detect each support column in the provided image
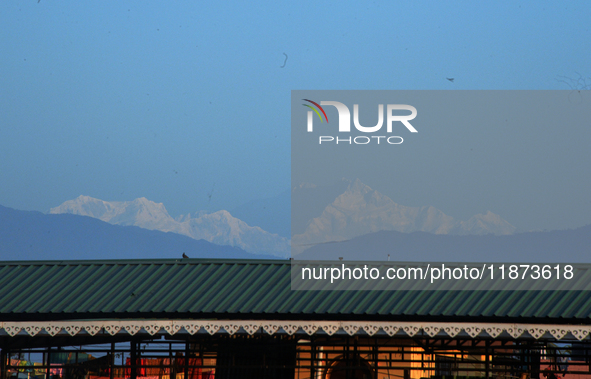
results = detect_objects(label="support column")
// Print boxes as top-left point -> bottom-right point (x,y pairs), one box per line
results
310,336 -> 316,379
1,349 -> 7,379
184,340 -> 189,379
130,341 -> 137,379
373,338 -> 379,379
169,342 -> 174,379
485,341 -> 490,379
46,347 -> 51,379
110,343 -> 115,379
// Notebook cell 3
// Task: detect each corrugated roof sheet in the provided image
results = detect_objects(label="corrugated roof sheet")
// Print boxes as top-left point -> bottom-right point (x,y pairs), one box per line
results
1,259 -> 591,322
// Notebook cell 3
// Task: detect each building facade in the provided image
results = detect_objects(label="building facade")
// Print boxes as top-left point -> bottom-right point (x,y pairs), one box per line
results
1,259 -> 590,379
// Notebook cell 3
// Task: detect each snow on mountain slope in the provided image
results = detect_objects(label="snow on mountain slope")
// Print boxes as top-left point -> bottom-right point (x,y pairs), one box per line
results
292,179 -> 516,252
50,196 -> 290,257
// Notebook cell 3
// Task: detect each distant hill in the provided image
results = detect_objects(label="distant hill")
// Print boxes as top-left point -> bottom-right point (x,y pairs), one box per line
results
296,226 -> 591,263
0,205 -> 278,261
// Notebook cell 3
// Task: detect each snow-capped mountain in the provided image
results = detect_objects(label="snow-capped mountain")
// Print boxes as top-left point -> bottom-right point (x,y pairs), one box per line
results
292,179 -> 516,252
50,196 -> 290,257
0,204 -> 276,261
50,196 -> 178,231
175,210 -> 291,257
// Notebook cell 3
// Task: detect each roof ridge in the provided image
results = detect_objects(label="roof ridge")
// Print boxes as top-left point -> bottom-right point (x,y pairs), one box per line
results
0,258 -> 292,266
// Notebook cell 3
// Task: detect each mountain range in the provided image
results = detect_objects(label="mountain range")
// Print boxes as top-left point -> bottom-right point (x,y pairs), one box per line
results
292,179 -> 516,254
50,196 -> 290,258
0,205 -> 277,261
49,179 -> 519,258
2,178 -> 588,263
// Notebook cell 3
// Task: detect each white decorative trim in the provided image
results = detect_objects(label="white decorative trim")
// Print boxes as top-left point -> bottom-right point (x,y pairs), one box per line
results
24,325 -> 41,336
164,324 -> 181,335
528,327 -> 546,339
484,326 -> 502,338
104,324 -> 121,336
183,323 -> 201,335
204,323 -> 220,335
85,325 -> 101,336
465,326 -> 482,338
65,325 -> 81,336
4,325 -> 22,337
444,326 -> 461,338
508,326 -> 525,339
262,323 -> 280,335
302,324 -> 318,335
572,329 -> 589,341
222,324 -> 239,335
124,324 -> 141,335
342,324 -> 359,336
424,326 -> 440,337
242,324 -> 260,335
282,324 -> 299,335
144,324 -> 160,335
45,325 -> 62,336
549,327 -> 568,340
403,325 -> 420,337
321,324 -> 339,336
0,320 -> 589,341
382,325 -> 399,336
362,324 -> 380,336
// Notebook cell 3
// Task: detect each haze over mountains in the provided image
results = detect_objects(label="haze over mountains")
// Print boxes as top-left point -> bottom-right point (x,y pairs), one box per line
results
50,196 -> 290,258
47,179 -> 522,258
1,177 -> 589,262
292,179 -> 517,254
0,205 -> 276,261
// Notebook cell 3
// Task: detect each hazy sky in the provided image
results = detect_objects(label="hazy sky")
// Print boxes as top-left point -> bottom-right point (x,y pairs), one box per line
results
1,1 -> 590,230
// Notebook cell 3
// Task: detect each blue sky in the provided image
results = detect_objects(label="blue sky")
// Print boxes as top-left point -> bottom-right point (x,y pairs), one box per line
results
1,1 -> 590,231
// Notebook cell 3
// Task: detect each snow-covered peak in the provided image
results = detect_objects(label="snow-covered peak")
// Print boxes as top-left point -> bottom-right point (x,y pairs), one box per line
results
292,179 -> 516,253
463,211 -> 516,235
50,195 -> 119,221
50,196 -> 290,257
51,196 -> 175,230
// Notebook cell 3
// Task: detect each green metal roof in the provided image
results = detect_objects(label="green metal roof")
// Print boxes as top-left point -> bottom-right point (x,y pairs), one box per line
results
1,259 -> 591,323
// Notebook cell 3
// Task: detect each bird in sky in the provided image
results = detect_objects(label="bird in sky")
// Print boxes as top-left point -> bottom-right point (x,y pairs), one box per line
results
182,252 -> 189,259
207,183 -> 215,202
446,77 -> 455,82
